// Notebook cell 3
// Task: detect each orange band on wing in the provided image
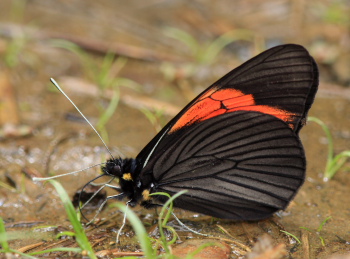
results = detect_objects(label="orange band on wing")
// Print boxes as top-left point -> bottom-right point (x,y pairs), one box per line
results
170,97 -> 221,132
169,88 -> 296,133
230,105 -> 296,126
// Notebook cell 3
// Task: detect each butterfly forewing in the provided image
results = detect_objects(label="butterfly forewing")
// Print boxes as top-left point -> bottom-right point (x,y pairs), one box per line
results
136,44 -> 317,165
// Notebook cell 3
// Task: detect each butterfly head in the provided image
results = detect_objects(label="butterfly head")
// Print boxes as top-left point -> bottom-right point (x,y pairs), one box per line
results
101,158 -> 148,203
102,158 -> 123,177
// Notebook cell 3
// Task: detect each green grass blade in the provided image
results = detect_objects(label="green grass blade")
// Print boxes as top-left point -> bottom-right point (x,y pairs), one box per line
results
56,231 -> 76,239
0,217 -> 9,251
299,226 -> 312,232
157,190 -> 187,228
308,117 -> 336,180
1,249 -> 37,259
4,36 -> 26,68
319,236 -> 326,246
202,29 -> 254,64
0,218 -> 38,258
163,27 -> 199,56
280,230 -> 301,244
317,216 -> 331,232
99,56 -> 128,89
49,180 -> 97,259
151,191 -> 187,255
49,39 -> 96,80
308,117 -> 333,165
0,180 -> 17,192
97,87 -> 120,131
326,151 -> 350,179
98,52 -> 116,88
309,117 -> 350,180
114,77 -> 142,90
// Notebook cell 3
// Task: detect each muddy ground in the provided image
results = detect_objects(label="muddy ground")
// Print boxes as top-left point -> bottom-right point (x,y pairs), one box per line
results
0,1 -> 350,258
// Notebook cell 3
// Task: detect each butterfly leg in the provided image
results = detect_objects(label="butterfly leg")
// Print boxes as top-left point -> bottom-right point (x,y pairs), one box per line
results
105,183 -> 122,193
85,193 -> 126,225
140,201 -> 207,236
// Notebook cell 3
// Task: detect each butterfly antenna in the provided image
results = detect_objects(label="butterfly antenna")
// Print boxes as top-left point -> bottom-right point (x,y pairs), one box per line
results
32,162 -> 106,182
50,78 -> 115,161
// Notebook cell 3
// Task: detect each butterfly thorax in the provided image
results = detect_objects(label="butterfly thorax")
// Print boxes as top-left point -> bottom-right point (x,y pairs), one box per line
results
102,158 -> 155,206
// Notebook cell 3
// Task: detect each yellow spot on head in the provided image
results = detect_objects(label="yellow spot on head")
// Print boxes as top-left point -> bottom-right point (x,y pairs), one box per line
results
142,189 -> 150,201
122,173 -> 133,181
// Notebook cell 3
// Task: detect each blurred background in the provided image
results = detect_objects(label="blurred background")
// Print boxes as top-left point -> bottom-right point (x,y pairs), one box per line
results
0,0 -> 349,258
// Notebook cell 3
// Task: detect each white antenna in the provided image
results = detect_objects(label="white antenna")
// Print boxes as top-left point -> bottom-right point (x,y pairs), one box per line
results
50,78 -> 115,160
32,163 -> 105,182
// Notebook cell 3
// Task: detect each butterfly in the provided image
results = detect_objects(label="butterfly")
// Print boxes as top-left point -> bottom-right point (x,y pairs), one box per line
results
88,44 -> 319,221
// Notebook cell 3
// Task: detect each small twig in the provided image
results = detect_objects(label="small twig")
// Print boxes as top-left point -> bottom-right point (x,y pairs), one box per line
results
301,230 -> 310,259
96,249 -> 144,257
216,224 -> 251,252
91,236 -> 108,248
240,221 -> 256,244
34,238 -> 75,252
5,221 -> 44,228
18,242 -> 44,253
209,236 -> 250,256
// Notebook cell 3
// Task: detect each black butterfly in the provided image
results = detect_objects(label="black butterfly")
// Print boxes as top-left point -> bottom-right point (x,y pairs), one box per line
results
95,44 -> 318,220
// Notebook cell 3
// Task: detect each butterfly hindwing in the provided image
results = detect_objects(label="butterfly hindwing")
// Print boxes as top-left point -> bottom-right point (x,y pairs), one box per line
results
144,111 -> 305,220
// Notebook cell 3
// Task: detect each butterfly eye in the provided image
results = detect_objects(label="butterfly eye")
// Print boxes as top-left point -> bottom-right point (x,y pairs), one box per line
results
112,165 -> 122,176
102,161 -> 122,177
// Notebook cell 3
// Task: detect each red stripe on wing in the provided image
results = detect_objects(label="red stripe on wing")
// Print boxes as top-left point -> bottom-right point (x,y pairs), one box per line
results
169,88 -> 296,133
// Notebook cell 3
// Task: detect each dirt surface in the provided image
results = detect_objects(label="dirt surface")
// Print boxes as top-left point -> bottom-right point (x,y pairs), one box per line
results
0,1 -> 350,258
